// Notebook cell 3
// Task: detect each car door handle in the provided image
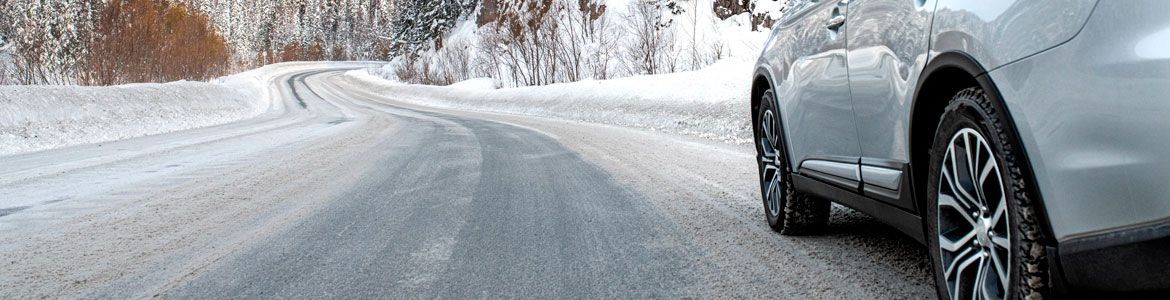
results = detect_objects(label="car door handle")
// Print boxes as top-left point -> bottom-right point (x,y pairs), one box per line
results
825,15 -> 846,30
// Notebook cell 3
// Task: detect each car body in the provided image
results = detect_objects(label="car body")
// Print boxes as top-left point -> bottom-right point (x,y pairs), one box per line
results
751,0 -> 1170,296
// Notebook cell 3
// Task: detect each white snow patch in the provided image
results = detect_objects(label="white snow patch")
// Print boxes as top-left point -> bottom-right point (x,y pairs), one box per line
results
359,7 -> 773,145
447,77 -> 497,91
347,58 -> 755,145
0,62 -> 325,157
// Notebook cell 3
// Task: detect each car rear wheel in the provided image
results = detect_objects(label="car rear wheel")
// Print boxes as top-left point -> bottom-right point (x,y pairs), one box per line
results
925,87 -> 1049,300
756,89 -> 829,235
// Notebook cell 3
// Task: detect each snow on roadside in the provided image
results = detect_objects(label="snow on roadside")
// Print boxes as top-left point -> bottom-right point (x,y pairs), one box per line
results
0,63 -> 302,157
352,5 -> 770,145
346,58 -> 755,145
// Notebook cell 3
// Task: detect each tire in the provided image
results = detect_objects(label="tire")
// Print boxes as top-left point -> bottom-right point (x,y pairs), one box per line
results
755,89 -> 830,235
924,87 -> 1049,300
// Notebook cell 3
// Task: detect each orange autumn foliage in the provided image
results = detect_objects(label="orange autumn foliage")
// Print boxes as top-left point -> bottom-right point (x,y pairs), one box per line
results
85,0 -> 230,85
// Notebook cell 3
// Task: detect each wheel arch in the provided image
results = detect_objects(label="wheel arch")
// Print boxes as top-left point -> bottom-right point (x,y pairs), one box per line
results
751,67 -> 776,140
908,51 -> 1056,245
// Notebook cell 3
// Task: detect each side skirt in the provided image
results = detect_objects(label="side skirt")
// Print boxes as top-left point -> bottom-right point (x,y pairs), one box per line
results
792,173 -> 926,244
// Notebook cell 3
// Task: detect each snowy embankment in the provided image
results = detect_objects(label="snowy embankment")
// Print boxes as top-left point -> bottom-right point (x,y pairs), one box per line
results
0,63 -> 303,157
349,0 -> 773,145
346,59 -> 755,144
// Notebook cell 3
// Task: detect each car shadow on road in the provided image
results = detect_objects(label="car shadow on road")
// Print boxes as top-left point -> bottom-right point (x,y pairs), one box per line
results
804,204 -> 937,294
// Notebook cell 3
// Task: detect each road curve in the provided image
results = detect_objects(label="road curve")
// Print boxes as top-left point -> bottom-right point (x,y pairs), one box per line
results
0,66 -> 934,298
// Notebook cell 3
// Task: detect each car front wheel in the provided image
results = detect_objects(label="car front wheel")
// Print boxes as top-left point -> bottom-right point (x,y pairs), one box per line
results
925,87 -> 1050,300
756,89 -> 829,235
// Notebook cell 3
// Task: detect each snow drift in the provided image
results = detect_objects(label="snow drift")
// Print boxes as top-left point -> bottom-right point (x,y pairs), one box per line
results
346,58 -> 755,145
355,0 -> 774,145
0,63 -> 314,157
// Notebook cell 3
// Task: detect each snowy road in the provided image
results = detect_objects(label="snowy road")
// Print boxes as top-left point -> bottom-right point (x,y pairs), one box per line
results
0,67 -> 934,298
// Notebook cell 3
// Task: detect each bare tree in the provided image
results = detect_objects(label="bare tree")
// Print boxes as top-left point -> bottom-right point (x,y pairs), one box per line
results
394,56 -> 422,84
472,0 -> 562,87
476,28 -> 506,84
436,38 -> 474,84
586,8 -> 620,80
0,31 -> 11,85
710,39 -> 726,62
555,0 -> 587,83
624,0 -> 672,75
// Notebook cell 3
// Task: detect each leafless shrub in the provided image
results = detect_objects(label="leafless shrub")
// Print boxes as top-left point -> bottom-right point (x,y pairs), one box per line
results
556,5 -> 586,82
394,56 -> 421,84
396,55 -> 446,86
0,35 -> 13,85
710,39 -> 726,62
0,53 -> 10,85
84,0 -> 231,85
624,0 -> 672,75
437,39 -> 474,84
586,10 -> 620,80
473,0 -> 561,87
417,58 -> 443,85
475,30 -> 505,84
430,0 -> 705,87
389,42 -> 471,86
465,0 -> 632,86
666,43 -> 681,73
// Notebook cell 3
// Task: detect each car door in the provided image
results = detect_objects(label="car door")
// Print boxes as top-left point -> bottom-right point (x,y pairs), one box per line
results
845,0 -> 936,210
766,0 -> 863,189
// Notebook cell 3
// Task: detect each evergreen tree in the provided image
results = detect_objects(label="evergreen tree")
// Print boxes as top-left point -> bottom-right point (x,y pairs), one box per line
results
390,0 -> 476,56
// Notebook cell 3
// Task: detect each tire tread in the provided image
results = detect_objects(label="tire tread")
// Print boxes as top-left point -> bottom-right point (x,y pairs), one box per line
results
931,87 -> 1049,300
757,89 -> 830,236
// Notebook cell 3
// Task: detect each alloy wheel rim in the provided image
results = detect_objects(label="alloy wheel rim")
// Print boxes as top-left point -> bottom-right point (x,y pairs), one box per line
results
759,109 -> 783,217
937,128 -> 1012,300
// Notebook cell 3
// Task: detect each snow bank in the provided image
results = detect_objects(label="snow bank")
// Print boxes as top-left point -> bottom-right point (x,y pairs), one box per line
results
0,63 -> 299,157
347,58 -> 755,145
356,5 -> 772,145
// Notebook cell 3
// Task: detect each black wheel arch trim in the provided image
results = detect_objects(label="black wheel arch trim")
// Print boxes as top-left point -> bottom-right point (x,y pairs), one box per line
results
751,65 -> 777,139
752,66 -> 777,106
909,51 -> 1058,247
752,65 -> 796,173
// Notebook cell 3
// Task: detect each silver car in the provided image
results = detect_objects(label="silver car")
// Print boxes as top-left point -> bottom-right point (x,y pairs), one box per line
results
751,0 -> 1170,298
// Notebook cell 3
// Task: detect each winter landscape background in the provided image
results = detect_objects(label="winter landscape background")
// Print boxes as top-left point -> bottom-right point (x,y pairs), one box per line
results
0,1 -> 948,297
1,0 -> 789,156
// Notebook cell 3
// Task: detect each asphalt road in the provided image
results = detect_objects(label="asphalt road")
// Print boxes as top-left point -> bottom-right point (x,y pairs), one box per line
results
166,92 -> 694,298
0,66 -> 935,298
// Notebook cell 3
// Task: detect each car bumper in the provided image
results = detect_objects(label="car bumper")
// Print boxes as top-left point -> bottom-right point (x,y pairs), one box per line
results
986,0 -> 1170,292
1058,218 -> 1170,292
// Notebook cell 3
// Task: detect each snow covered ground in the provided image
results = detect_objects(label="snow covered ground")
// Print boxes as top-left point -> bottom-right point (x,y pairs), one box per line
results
347,58 -> 756,144
1,1 -> 775,156
0,62 -> 337,157
351,3 -> 773,145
